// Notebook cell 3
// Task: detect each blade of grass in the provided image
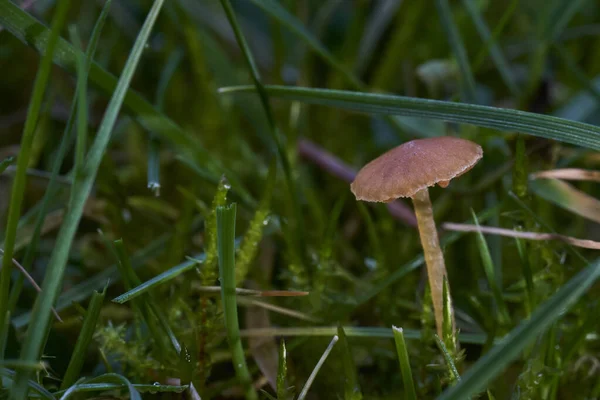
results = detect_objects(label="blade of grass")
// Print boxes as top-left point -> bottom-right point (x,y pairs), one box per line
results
11,1 -> 166,397
434,334 -> 461,386
337,326 -> 363,400
59,288 -> 105,390
434,0 -> 477,102
0,157 -> 15,175
437,258 -> 600,400
239,326 -> 489,345
276,340 -> 288,400
297,335 -> 339,400
219,85 -> 600,150
216,204 -> 257,400
530,178 -> 600,223
55,382 -> 188,396
60,373 -> 141,400
148,48 -> 183,196
392,326 -> 417,400
470,210 -> 510,325
0,0 -> 72,352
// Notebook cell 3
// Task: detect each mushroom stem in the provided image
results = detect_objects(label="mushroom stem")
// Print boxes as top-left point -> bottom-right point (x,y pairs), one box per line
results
411,188 -> 454,337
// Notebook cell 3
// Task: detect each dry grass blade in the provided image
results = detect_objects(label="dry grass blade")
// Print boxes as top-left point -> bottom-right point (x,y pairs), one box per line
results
530,168 -> 600,182
442,223 -> 600,250
0,249 -> 62,321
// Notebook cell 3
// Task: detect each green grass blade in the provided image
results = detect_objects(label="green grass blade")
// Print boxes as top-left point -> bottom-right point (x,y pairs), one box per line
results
434,334 -> 461,386
297,335 -> 338,400
437,258 -> 600,400
530,178 -> 600,223
60,373 -> 141,400
337,326 -> 363,400
462,0 -> 518,95
10,1 -> 166,397
0,157 -> 14,175
60,289 -> 105,390
434,0 -> 477,102
392,326 -> 417,400
68,26 -> 88,176
276,339 -> 288,400
240,326 -> 489,345
216,204 -> 257,400
470,210 -> 510,325
54,382 -> 188,396
0,0 -> 72,352
220,85 -> 600,150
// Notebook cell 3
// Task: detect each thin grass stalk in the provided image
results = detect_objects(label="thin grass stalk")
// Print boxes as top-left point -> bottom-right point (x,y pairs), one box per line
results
0,0 -> 72,350
297,335 -> 339,400
216,204 -> 257,400
10,1 -> 166,397
392,326 -> 417,400
60,289 -> 105,390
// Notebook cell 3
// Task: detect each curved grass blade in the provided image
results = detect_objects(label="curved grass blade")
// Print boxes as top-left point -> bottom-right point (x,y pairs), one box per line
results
11,1 -> 166,397
216,204 -> 257,400
220,85 -> 600,150
54,382 -> 188,397
59,373 -> 141,400
530,178 -> 600,223
0,0 -> 72,349
437,258 -> 600,400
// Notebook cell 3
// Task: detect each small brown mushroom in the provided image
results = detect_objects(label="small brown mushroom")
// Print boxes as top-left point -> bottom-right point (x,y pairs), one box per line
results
351,136 -> 483,337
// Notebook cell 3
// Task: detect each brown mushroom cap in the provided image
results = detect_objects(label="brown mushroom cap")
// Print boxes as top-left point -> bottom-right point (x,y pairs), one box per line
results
351,136 -> 483,202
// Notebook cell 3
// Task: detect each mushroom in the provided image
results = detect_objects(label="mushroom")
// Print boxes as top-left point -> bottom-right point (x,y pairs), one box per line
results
350,136 -> 483,337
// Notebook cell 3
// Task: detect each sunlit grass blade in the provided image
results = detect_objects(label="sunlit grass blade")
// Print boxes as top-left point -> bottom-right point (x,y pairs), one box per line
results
11,1 -> 166,397
337,326 -> 363,400
434,0 -> 477,102
239,326 -> 489,345
0,0 -> 72,351
470,210 -> 510,325
297,335 -> 338,400
60,288 -> 105,390
530,178 -> 600,223
216,204 -> 257,400
437,258 -> 600,400
392,326 -> 417,400
462,0 -> 518,96
219,85 -> 600,150
442,277 -> 457,353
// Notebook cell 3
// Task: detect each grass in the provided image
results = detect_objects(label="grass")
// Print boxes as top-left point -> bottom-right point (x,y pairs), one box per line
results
2,0 -> 600,398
